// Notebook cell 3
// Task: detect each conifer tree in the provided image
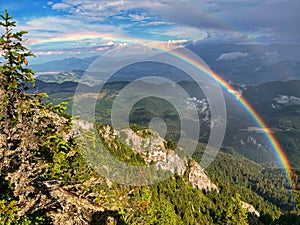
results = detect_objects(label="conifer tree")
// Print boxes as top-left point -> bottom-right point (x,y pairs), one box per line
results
0,11 -> 122,224
0,10 -> 74,224
0,10 -> 34,91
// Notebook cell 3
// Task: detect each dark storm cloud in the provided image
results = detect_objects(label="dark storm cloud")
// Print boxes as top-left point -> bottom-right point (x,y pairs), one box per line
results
150,0 -> 300,43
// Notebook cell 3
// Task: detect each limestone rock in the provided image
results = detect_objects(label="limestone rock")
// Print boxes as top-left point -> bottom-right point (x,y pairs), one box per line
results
242,201 -> 260,217
188,160 -> 218,192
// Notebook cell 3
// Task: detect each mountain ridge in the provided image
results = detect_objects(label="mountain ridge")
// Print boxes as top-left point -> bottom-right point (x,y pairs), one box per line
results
32,43 -> 300,85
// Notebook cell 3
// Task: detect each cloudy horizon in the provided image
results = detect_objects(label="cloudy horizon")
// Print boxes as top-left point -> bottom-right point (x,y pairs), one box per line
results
1,0 -> 299,63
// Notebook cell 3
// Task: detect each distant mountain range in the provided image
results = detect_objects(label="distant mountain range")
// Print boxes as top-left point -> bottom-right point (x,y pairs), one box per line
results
32,78 -> 300,109
30,78 -> 300,168
32,43 -> 300,85
31,56 -> 98,72
188,43 -> 300,84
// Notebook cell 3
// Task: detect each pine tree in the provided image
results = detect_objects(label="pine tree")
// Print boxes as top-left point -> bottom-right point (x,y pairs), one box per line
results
0,10 -> 75,224
0,11 -> 127,224
0,10 -> 34,91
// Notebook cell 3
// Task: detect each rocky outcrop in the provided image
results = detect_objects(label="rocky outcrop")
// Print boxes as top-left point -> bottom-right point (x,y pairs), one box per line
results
78,124 -> 259,216
242,201 -> 260,217
115,127 -> 217,192
188,160 -> 218,192
119,128 -> 187,175
73,119 -> 94,131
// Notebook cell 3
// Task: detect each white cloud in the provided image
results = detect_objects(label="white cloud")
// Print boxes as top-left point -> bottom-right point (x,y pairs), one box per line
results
106,41 -> 115,46
202,30 -> 247,43
146,39 -> 189,50
35,51 -> 65,56
129,14 -> 148,21
18,14 -> 198,63
41,0 -> 300,44
113,15 -> 127,20
51,0 -> 171,20
106,0 -> 127,7
94,46 -> 111,52
18,11 -> 205,51
217,52 -> 249,61
52,3 -> 71,10
18,16 -> 122,46
144,21 -> 173,26
149,25 -> 207,41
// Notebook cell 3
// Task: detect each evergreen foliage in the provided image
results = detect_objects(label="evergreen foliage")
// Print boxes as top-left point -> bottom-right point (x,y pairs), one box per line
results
0,10 -> 106,224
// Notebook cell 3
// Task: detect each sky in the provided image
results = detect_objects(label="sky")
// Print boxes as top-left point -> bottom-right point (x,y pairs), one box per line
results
1,0 -> 299,63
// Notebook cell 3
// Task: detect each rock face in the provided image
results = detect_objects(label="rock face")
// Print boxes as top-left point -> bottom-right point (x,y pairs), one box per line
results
119,128 -> 187,175
73,119 -> 94,131
242,201 -> 260,218
116,128 -> 218,192
188,160 -> 218,192
78,124 -> 259,217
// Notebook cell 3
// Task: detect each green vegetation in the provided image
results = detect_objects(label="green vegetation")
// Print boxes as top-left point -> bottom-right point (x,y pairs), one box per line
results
0,10 -> 83,224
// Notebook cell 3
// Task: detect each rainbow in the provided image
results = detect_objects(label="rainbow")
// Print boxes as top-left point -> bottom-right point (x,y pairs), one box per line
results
165,49 -> 297,210
27,33 -> 297,209
26,32 -> 141,47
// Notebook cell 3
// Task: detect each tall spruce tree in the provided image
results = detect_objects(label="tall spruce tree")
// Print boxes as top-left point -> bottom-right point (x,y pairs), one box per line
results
0,11 -> 124,224
0,10 -> 75,224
